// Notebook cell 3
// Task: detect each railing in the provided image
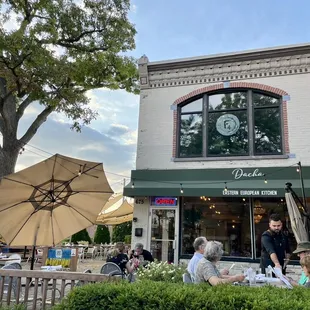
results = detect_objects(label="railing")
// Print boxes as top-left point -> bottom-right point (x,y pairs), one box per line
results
0,269 -> 116,309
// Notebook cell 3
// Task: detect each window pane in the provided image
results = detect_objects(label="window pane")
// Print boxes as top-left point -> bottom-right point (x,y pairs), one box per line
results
179,113 -> 203,157
254,198 -> 297,260
254,107 -> 282,154
181,197 -> 252,258
181,98 -> 203,113
208,111 -> 248,156
253,92 -> 279,107
209,92 -> 247,111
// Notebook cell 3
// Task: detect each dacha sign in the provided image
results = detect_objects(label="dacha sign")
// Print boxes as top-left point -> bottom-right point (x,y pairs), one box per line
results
152,197 -> 178,206
232,168 -> 264,180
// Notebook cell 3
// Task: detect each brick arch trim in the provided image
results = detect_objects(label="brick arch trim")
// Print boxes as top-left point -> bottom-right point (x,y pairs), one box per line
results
173,82 -> 288,105
172,82 -> 290,157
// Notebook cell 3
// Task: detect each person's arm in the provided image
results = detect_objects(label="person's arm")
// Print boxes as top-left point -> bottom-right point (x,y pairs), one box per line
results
126,258 -> 139,273
220,268 -> 229,276
262,233 -> 281,268
208,274 -> 245,286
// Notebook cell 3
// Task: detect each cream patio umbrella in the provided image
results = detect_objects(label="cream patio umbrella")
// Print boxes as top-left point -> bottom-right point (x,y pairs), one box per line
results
96,199 -> 133,225
285,192 -> 309,243
0,154 -> 113,249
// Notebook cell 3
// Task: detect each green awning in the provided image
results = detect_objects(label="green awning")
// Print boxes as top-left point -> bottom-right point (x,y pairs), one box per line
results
124,166 -> 310,198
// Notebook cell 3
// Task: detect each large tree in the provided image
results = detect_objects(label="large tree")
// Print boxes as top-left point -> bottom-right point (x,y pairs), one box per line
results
0,0 -> 138,177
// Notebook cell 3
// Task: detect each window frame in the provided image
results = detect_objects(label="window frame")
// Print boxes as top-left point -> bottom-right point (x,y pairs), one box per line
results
177,88 -> 284,159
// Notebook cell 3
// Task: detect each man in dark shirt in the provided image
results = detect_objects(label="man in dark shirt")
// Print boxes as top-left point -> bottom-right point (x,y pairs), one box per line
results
130,243 -> 154,265
260,213 -> 291,275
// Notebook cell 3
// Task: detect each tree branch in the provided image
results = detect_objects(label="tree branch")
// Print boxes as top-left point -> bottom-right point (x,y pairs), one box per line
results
19,105 -> 54,145
16,96 -> 33,120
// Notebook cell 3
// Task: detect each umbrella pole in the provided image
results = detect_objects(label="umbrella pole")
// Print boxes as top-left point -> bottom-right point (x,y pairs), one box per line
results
30,246 -> 36,270
30,225 -> 40,270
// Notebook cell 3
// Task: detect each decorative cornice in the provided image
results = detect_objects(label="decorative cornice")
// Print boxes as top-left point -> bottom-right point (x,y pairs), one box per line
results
139,48 -> 310,89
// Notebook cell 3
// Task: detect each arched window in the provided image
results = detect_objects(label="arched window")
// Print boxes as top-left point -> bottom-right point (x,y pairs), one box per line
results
178,89 -> 283,158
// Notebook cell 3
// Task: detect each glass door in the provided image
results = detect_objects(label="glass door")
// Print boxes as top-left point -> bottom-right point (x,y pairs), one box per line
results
149,209 -> 177,264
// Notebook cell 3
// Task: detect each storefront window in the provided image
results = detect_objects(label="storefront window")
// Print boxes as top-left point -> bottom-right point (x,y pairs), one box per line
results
177,89 -> 283,158
181,197 -> 252,258
254,197 -> 297,259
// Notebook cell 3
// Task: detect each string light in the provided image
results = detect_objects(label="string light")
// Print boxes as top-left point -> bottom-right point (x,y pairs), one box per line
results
264,175 -> 268,184
224,182 -> 228,192
78,165 -> 82,176
131,180 -> 135,189
296,165 -> 300,173
180,183 -> 184,194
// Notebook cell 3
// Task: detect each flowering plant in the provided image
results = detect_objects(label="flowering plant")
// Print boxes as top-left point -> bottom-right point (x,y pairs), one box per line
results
136,260 -> 186,283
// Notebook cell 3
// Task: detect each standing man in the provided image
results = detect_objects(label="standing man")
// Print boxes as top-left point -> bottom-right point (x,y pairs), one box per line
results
260,213 -> 291,275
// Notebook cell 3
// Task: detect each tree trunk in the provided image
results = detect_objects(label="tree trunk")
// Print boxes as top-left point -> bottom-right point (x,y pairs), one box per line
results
0,147 -> 19,178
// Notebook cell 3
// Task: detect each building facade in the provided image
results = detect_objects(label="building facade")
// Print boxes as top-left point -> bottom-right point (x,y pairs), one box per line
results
124,44 -> 310,265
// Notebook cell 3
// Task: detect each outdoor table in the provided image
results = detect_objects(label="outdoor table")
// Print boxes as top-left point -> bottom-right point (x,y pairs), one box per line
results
0,257 -> 16,266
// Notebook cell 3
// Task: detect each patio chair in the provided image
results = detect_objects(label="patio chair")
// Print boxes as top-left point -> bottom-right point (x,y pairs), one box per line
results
100,262 -> 124,278
78,247 -> 85,262
1,263 -> 22,300
85,247 -> 96,259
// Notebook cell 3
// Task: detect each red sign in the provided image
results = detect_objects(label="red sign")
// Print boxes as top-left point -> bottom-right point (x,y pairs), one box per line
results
154,197 -> 177,206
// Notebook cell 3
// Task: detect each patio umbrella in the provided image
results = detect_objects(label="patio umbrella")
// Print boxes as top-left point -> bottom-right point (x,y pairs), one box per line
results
0,153 -> 113,251
285,192 -> 309,243
96,199 -> 133,224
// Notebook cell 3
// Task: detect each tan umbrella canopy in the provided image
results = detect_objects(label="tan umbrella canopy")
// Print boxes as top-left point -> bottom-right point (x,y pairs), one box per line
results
0,154 -> 113,247
285,192 -> 309,243
96,199 -> 133,225
99,193 -> 123,214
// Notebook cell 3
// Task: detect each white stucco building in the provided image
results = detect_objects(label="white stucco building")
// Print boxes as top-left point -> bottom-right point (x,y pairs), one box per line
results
124,44 -> 310,265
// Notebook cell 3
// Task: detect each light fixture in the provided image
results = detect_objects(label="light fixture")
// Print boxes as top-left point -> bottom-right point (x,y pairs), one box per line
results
208,198 -> 211,201
180,183 -> 184,194
78,165 -> 82,176
224,182 -> 228,192
131,180 -> 135,189
264,178 -> 268,184
297,165 -> 300,173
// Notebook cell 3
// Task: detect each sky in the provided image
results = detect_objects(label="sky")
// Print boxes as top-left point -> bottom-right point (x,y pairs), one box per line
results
12,0 -> 310,193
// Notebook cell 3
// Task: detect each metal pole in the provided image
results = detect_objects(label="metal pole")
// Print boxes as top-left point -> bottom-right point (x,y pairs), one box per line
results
298,161 -> 308,212
123,178 -> 126,202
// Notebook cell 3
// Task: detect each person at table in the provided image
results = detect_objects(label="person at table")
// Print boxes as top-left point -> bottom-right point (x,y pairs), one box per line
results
130,243 -> 154,265
187,237 -> 208,280
195,241 -> 245,285
107,242 -> 139,274
284,242 -> 310,286
260,213 -> 291,275
300,256 -> 310,287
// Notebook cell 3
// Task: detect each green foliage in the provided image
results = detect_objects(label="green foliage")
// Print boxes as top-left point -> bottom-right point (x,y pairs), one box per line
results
136,261 -> 186,283
71,229 -> 92,244
0,0 -> 139,177
53,281 -> 310,310
112,222 -> 132,243
0,305 -> 26,310
124,234 -> 131,244
93,225 -> 110,244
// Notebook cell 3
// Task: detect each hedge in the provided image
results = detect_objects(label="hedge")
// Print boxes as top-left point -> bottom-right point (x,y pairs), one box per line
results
53,280 -> 310,310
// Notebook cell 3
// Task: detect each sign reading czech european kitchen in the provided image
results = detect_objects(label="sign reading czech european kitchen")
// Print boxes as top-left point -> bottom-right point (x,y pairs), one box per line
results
222,168 -> 278,196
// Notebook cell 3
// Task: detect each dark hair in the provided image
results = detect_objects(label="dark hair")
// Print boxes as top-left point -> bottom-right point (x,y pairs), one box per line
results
269,213 -> 282,222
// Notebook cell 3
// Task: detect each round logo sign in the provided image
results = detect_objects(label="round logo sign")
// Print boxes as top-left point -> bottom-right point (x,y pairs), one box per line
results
216,114 -> 240,136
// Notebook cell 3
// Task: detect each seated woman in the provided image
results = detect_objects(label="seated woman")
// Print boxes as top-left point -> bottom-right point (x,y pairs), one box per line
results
300,256 -> 310,287
195,241 -> 245,285
107,242 -> 139,275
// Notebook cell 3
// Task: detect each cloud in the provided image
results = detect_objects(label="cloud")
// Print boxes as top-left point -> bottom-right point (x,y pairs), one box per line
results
107,124 -> 130,137
16,117 -> 137,193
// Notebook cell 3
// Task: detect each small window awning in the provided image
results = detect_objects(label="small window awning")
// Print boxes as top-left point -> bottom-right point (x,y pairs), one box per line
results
123,167 -> 310,198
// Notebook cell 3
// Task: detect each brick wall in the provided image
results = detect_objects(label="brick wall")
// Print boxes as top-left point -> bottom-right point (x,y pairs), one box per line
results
136,74 -> 310,170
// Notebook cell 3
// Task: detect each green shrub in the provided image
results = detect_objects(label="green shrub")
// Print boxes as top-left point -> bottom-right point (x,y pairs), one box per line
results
93,225 -> 110,244
112,222 -> 132,242
136,260 -> 186,283
71,229 -> 92,244
0,305 -> 26,310
53,281 -> 310,310
124,234 -> 131,244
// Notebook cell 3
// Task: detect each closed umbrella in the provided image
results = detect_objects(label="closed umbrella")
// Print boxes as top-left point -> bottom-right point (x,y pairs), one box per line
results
0,154 -> 113,253
285,192 -> 309,243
